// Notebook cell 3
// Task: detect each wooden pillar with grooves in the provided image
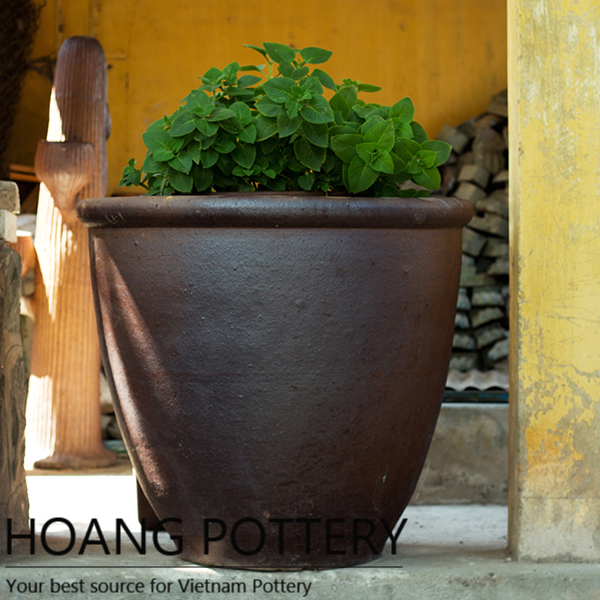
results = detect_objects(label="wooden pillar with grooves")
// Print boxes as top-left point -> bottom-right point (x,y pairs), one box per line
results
26,36 -> 115,468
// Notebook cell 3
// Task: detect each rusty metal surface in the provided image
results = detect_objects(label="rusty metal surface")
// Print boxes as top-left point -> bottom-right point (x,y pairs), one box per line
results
79,195 -> 472,568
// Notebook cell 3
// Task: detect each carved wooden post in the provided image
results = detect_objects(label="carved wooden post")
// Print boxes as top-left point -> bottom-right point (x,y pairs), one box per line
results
26,36 -> 115,468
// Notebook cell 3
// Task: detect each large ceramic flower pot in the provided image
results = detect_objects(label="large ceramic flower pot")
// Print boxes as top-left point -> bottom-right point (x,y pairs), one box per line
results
77,194 -> 472,569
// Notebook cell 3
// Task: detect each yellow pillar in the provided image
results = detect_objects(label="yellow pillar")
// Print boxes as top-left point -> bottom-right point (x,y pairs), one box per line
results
509,0 -> 600,560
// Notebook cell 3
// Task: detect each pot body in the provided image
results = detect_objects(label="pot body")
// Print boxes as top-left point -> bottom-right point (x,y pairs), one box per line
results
78,194 -> 472,568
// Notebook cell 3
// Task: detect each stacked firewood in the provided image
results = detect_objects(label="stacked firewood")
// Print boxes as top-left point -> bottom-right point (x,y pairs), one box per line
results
436,91 -> 509,372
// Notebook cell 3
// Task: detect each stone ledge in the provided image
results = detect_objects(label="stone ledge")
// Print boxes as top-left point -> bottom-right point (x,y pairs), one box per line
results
412,403 -> 508,505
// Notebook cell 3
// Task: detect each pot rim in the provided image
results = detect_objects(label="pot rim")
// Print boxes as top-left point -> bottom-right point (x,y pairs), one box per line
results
76,193 -> 473,229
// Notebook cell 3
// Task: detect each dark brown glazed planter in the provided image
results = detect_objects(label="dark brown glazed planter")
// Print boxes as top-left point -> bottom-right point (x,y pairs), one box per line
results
77,193 -> 473,569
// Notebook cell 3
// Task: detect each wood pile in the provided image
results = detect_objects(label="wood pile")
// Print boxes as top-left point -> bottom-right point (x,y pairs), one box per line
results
436,91 -> 509,372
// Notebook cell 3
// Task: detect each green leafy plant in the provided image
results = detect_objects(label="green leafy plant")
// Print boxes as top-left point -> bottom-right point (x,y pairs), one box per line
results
120,42 -> 451,197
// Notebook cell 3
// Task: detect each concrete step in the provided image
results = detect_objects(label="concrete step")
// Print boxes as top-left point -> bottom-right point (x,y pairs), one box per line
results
412,402 -> 508,505
4,471 -> 599,599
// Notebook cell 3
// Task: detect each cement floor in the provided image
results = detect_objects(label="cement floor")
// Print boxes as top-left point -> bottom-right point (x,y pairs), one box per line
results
2,464 -> 599,599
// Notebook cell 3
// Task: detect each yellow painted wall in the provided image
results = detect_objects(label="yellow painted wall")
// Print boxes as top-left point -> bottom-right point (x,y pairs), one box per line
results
9,0 -> 507,195
508,0 -> 600,560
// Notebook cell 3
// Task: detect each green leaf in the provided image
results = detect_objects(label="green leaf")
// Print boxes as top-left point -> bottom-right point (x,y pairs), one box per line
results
328,125 -> 357,138
342,162 -> 350,190
292,66 -> 310,80
221,61 -> 241,80
119,159 -> 142,187
395,188 -> 430,197
238,124 -> 257,143
285,97 -> 301,119
355,142 -> 378,164
416,149 -> 436,169
267,177 -> 286,191
152,147 -> 174,162
261,137 -> 280,155
413,166 -> 441,189
171,110 -> 198,137
217,152 -> 234,175
371,150 -> 394,174
411,121 -> 429,143
301,120 -> 328,148
294,137 -> 326,171
119,171 -> 139,187
407,157 -> 422,175
218,117 -> 243,135
168,150 -> 193,174
229,101 -> 253,125
226,88 -> 255,100
421,140 -> 452,166
143,129 -> 174,161
329,93 -> 351,119
239,63 -> 265,72
390,152 -> 407,175
299,46 -> 333,64
188,140 -> 201,164
170,171 -> 194,193
360,115 -> 384,135
206,107 -> 236,122
264,77 -> 296,103
390,97 -> 415,122
232,165 -> 251,177
278,62 -> 295,77
145,118 -> 167,134
379,183 -> 403,197
301,95 -> 334,124
196,119 -> 219,136
298,171 -> 316,190
352,104 -> 378,120
371,105 -> 391,120
214,139 -> 236,153
394,120 -> 413,139
200,148 -> 219,169
184,89 -> 211,112
244,44 -> 268,58
192,165 -> 213,192
287,154 -> 304,172
331,133 -> 364,163
232,142 -> 256,168
142,153 -> 163,174
302,76 -> 323,96
255,98 -> 282,120
338,85 -> 358,107
394,138 -> 421,162
322,151 -> 339,173
278,111 -> 302,137
311,68 -> 337,91
202,67 -> 223,85
200,133 -> 216,149
166,136 -> 185,153
364,120 -> 395,151
264,42 -> 297,64
237,74 -> 262,88
347,156 -> 378,193
255,115 -> 278,141
356,83 -> 382,93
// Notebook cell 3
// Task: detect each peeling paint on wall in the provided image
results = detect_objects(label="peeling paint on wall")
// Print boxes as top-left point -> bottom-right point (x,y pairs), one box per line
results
510,0 -> 600,560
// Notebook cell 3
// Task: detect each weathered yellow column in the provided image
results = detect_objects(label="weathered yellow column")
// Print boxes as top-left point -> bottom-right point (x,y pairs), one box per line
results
508,0 -> 600,560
